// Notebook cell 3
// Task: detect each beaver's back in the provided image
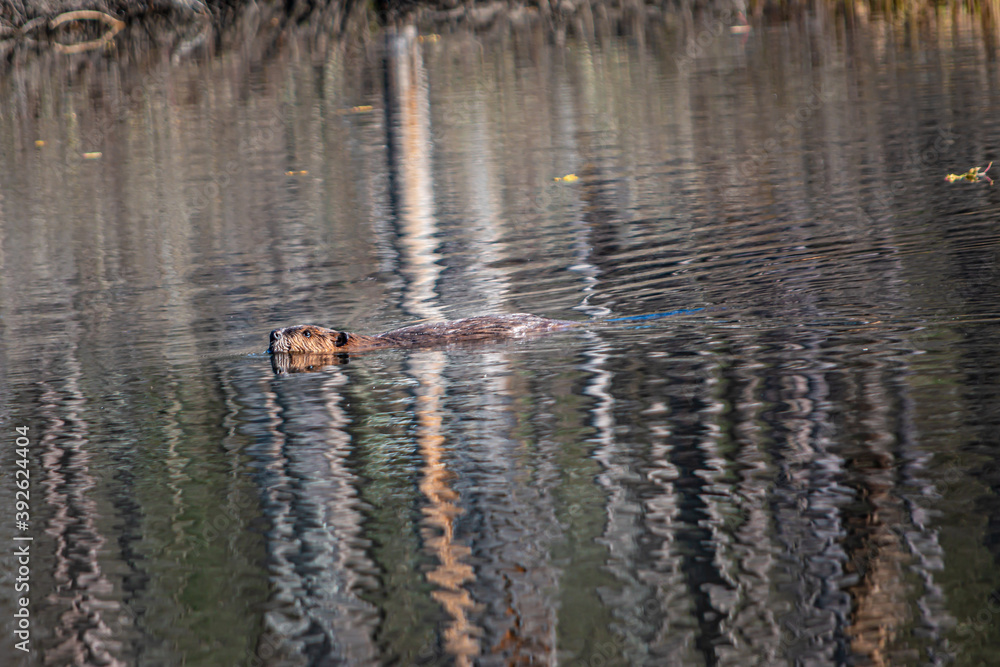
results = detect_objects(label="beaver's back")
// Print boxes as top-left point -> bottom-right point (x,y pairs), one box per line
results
269,314 -> 581,355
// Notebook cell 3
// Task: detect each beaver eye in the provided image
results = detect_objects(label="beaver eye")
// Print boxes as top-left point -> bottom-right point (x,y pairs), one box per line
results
303,331 -> 311,338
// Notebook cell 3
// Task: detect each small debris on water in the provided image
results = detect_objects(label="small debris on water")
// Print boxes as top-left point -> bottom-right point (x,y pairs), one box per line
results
945,162 -> 993,185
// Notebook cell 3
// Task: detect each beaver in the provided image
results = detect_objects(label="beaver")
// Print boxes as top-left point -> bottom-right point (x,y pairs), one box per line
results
268,314 -> 581,355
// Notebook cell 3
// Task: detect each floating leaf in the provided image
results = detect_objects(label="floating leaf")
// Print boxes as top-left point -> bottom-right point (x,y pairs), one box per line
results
336,105 -> 374,116
285,170 -> 309,176
82,152 -> 102,159
35,140 -> 45,147
554,174 -> 579,182
945,162 -> 993,185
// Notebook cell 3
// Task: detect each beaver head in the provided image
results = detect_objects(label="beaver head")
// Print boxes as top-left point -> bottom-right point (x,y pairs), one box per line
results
268,325 -> 349,354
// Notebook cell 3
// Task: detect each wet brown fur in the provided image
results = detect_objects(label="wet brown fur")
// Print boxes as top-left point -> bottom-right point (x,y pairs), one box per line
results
268,314 -> 580,354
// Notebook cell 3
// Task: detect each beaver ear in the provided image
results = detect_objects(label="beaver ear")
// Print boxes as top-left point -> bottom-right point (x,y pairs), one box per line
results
335,331 -> 348,347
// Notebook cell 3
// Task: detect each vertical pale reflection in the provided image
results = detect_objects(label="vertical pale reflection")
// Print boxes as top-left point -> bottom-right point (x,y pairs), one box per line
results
385,28 -> 483,663
716,346 -> 784,662
640,389 -> 697,666
38,364 -> 126,667
562,46 -> 608,320
689,349 -> 747,665
443,80 -> 508,314
409,352 -> 479,666
258,372 -> 378,665
160,373 -> 192,574
583,337 -> 662,664
456,351 -> 561,663
768,343 -> 850,664
385,27 -> 444,321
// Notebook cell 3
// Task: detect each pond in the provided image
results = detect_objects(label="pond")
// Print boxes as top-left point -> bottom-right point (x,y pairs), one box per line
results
2,7 -> 1000,666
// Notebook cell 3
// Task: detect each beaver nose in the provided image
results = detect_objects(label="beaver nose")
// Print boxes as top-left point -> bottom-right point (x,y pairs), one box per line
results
268,329 -> 283,353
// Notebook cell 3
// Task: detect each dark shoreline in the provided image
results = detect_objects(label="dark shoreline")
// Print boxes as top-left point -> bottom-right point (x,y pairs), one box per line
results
2,0 -> 997,71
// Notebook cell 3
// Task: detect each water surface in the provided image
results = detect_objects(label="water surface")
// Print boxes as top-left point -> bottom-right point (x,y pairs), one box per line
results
2,9 -> 1000,666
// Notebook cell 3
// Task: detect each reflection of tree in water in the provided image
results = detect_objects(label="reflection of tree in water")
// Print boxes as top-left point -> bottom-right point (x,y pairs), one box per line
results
380,25 -> 562,664
410,351 -> 480,665
402,348 -> 565,665
252,370 -> 380,665
838,350 -> 950,666
37,370 -> 128,667
565,322 -> 954,665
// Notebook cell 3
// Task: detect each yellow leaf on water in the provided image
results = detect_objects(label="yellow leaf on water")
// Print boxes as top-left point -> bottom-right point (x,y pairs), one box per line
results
285,170 -> 309,176
945,161 -> 993,185
554,173 -> 579,182
336,105 -> 374,115
35,140 -> 45,147
82,152 -> 102,159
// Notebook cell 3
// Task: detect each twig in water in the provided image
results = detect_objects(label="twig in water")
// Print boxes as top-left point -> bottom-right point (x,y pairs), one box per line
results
945,161 -> 993,186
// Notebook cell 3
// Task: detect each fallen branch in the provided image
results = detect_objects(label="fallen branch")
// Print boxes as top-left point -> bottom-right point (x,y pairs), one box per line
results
49,10 -> 126,54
